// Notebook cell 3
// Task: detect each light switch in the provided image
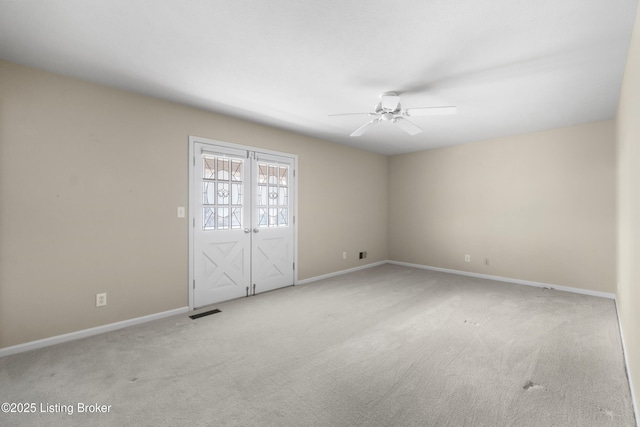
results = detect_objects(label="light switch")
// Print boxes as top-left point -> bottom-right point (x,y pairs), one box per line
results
177,207 -> 185,218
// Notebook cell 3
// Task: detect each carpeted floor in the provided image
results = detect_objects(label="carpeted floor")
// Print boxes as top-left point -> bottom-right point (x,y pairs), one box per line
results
0,264 -> 636,426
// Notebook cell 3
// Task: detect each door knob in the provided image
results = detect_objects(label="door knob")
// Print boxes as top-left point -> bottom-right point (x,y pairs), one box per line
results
244,228 -> 251,233
253,228 -> 260,233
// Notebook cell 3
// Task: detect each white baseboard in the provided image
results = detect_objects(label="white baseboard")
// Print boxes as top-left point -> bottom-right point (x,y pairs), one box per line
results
0,307 -> 189,358
615,300 -> 640,425
387,260 -> 616,299
297,259 -> 616,299
0,262 -> 617,359
1,261 -> 385,357
296,261 -> 387,285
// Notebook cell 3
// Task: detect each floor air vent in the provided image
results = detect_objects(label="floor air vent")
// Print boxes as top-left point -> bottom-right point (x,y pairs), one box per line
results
189,309 -> 221,320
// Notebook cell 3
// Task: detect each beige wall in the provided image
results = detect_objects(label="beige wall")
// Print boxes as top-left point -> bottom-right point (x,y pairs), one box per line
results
0,53 -> 629,402
0,60 -> 389,348
389,121 -> 616,293
616,0 -> 640,415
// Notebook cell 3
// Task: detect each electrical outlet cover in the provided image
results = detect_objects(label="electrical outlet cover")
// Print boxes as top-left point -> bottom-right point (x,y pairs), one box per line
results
96,293 -> 107,307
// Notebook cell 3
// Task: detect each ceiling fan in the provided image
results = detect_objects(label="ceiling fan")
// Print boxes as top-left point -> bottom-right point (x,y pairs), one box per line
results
329,92 -> 457,137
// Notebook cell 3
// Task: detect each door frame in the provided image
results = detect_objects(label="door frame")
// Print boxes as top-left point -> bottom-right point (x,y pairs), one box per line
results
188,135 -> 298,310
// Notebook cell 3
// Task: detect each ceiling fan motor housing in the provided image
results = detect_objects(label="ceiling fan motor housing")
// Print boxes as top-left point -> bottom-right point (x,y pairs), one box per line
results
379,92 -> 401,112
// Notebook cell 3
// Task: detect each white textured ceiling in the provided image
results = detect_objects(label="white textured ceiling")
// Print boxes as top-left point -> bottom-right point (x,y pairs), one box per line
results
0,0 -> 637,155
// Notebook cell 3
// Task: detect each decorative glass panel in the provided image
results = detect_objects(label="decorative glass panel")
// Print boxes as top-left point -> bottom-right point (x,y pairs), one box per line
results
217,207 -> 229,230
279,208 -> 288,226
201,154 -> 245,231
204,158 -> 215,179
203,207 -> 215,230
231,160 -> 243,181
268,186 -> 278,206
202,182 -> 215,205
231,208 -> 242,229
258,164 -> 268,184
258,208 -> 268,226
268,165 -> 278,184
269,207 -> 278,226
217,158 -> 230,180
279,166 -> 288,186
256,161 -> 290,229
231,183 -> 243,205
217,182 -> 229,204
257,185 -> 267,206
279,187 -> 288,205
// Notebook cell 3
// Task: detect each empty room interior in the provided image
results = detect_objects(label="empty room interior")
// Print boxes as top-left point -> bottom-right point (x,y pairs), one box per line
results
1,1 -> 640,426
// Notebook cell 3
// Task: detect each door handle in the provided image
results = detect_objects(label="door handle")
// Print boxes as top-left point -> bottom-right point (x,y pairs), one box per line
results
244,228 -> 251,233
253,228 -> 260,233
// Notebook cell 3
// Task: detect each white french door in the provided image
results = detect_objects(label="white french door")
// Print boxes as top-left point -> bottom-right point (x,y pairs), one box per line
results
251,152 -> 295,294
190,138 -> 296,308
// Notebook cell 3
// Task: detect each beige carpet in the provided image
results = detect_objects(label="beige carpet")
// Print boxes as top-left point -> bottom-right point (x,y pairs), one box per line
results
0,264 -> 636,426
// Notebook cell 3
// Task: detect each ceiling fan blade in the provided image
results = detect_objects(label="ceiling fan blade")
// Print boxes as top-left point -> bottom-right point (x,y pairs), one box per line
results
328,112 -> 375,117
350,119 -> 379,137
404,106 -> 457,116
393,117 -> 423,135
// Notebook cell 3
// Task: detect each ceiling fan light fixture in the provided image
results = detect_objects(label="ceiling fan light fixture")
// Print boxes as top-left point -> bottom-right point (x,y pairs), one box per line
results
329,94 -> 456,137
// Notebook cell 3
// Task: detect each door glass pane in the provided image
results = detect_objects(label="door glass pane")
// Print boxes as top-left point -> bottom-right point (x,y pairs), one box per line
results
231,208 -> 242,229
279,208 -> 288,226
269,207 -> 278,226
279,166 -> 288,186
279,187 -> 288,205
201,154 -> 244,231
231,183 -> 243,205
204,159 -> 216,179
203,207 -> 215,230
231,160 -> 243,181
217,182 -> 229,204
268,165 -> 278,184
217,207 -> 229,230
257,185 -> 267,206
258,164 -> 268,184
217,158 -> 229,180
258,208 -> 268,226
202,182 -> 215,204
268,186 -> 278,206
256,161 -> 290,228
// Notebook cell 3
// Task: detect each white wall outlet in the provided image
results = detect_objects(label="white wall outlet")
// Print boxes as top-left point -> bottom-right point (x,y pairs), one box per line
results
96,293 -> 107,307
177,207 -> 185,218
343,252 -> 347,259
465,254 -> 471,262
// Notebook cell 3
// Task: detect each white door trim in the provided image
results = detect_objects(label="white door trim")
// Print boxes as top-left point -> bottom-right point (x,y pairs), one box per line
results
188,136 -> 298,310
